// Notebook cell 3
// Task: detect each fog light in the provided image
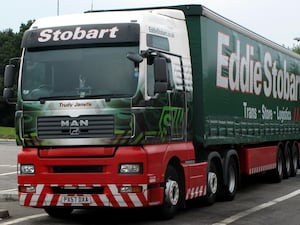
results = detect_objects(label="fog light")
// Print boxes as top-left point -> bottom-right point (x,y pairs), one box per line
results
19,186 -> 36,193
119,185 -> 142,193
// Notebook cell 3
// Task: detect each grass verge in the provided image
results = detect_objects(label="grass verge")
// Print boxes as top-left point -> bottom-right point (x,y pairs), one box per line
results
0,127 -> 15,139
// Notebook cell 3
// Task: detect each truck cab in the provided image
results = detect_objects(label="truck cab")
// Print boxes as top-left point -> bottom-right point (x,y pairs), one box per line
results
5,9 -> 192,147
3,8 -> 203,219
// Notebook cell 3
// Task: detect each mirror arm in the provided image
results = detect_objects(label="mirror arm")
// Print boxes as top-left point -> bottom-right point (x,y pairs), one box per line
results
9,57 -> 21,64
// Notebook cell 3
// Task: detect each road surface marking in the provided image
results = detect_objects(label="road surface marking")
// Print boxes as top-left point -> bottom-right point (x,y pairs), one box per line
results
0,189 -> 17,194
0,213 -> 48,224
213,189 -> 300,225
0,172 -> 17,176
0,165 -> 17,168
0,187 -> 300,224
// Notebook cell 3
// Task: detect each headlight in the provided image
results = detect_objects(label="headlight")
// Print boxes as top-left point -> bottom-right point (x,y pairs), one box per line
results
119,163 -> 143,174
19,164 -> 35,175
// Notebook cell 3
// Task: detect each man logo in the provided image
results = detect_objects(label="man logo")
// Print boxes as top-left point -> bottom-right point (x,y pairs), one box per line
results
61,119 -> 89,136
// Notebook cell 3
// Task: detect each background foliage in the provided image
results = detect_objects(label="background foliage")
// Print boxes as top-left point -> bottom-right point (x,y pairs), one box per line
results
0,20 -> 33,126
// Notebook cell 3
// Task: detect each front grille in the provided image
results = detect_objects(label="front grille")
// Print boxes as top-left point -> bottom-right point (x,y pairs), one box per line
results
37,115 -> 114,139
52,186 -> 104,194
53,166 -> 103,173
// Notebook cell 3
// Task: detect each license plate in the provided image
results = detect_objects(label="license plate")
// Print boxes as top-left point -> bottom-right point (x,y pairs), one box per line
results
62,195 -> 91,204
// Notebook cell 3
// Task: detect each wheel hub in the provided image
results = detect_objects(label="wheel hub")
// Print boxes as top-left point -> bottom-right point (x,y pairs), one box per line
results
208,172 -> 217,194
228,167 -> 236,193
165,179 -> 179,206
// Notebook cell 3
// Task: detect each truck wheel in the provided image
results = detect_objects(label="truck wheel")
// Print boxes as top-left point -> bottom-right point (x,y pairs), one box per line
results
44,207 -> 73,218
159,165 -> 182,220
283,143 -> 292,179
204,161 -> 219,205
269,147 -> 284,183
223,157 -> 238,201
290,143 -> 298,177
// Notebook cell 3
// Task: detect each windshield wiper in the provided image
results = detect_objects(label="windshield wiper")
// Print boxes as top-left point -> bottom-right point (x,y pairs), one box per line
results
38,96 -> 78,104
82,94 -> 132,102
38,93 -> 132,104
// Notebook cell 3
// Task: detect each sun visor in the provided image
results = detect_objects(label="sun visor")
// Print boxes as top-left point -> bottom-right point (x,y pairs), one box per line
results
21,23 -> 140,48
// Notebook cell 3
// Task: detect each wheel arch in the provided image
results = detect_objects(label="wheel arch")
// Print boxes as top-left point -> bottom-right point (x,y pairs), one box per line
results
278,141 -> 284,152
168,157 -> 185,183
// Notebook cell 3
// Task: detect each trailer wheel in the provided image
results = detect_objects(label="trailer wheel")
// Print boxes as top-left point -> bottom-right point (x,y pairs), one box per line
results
269,146 -> 284,183
204,161 -> 219,205
290,143 -> 298,177
159,165 -> 182,220
44,207 -> 73,218
223,157 -> 238,201
283,143 -> 292,179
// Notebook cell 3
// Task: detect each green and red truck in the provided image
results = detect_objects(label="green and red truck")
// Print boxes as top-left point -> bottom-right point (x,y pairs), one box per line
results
3,4 -> 300,219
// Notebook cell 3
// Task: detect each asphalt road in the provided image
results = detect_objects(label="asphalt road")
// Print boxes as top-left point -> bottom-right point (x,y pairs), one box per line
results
1,141 -> 300,225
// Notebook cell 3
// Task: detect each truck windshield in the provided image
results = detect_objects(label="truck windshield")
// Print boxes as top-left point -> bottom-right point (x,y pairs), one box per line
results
21,46 -> 139,100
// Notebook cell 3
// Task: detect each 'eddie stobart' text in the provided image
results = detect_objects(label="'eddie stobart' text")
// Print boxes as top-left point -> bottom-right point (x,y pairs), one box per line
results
216,32 -> 300,102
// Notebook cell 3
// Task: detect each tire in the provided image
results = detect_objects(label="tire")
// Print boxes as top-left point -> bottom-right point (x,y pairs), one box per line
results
44,207 -> 73,218
223,157 -> 238,201
269,146 -> 284,183
204,161 -> 219,205
158,165 -> 183,220
290,143 -> 299,177
283,143 -> 292,179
